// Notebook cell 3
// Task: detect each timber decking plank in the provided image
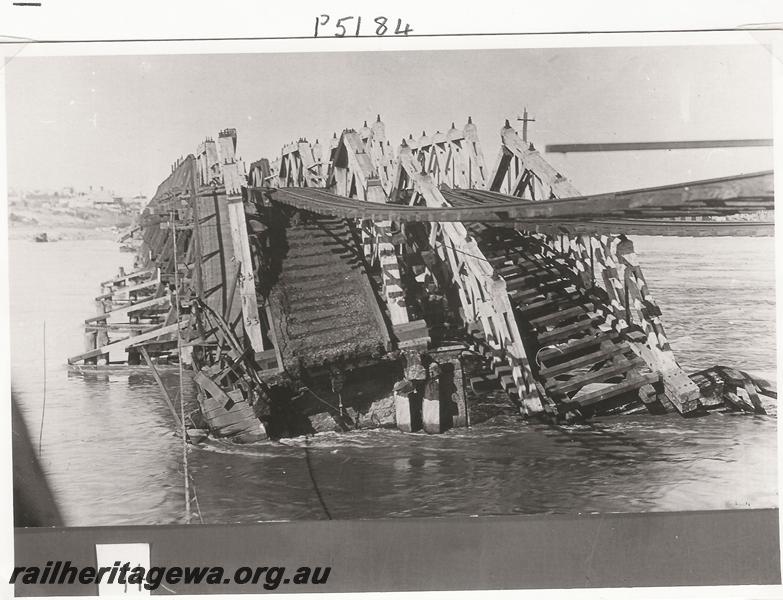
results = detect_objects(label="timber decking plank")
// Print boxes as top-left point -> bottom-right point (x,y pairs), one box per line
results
100,268 -> 157,287
193,370 -> 231,405
84,295 -> 170,323
68,321 -> 183,364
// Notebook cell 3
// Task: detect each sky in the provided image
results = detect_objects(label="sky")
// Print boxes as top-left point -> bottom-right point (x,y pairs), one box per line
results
3,44 -> 775,197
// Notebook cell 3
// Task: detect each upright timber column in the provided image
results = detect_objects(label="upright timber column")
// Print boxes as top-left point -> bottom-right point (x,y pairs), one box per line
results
449,358 -> 468,428
394,385 -> 413,433
395,351 -> 426,432
422,362 -> 441,434
217,128 -> 265,352
392,143 -> 542,417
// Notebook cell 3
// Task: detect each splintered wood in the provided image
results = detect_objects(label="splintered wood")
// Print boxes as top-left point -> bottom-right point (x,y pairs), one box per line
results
190,300 -> 271,442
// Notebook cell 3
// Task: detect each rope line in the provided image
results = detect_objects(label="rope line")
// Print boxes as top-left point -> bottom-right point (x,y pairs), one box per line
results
38,321 -> 46,457
299,386 -> 343,415
171,211 -> 192,525
304,437 -> 332,520
432,241 -> 490,264
188,472 -> 205,525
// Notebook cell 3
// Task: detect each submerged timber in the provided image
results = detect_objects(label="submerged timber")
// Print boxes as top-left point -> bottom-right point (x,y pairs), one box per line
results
67,119 -> 776,442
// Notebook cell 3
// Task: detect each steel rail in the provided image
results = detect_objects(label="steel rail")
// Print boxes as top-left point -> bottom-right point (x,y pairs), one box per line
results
254,169 -> 773,226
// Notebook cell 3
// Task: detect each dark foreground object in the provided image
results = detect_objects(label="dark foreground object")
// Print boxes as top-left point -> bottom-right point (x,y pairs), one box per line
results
12,398 -> 63,528
15,509 -> 780,595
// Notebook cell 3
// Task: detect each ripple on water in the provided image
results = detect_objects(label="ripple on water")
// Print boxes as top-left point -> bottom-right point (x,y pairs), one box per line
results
9,237 -> 778,525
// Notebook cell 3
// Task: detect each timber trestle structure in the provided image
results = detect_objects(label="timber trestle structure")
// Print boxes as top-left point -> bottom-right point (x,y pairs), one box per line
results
69,115 -> 775,430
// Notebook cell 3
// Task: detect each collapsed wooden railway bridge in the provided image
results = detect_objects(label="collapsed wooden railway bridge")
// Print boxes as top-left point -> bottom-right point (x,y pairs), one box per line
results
68,117 -> 776,442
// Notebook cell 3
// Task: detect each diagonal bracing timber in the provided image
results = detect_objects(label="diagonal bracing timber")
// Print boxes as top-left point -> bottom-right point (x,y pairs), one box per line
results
482,121 -> 700,413
390,129 -> 544,414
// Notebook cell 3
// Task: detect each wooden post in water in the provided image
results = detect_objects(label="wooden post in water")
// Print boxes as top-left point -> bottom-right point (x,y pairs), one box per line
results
450,358 -> 468,428
394,388 -> 413,433
169,209 -> 191,524
83,330 -> 97,356
396,351 -> 427,432
422,362 -> 441,434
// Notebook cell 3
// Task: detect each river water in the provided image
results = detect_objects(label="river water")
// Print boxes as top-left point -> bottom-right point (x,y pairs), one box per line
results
9,236 -> 777,526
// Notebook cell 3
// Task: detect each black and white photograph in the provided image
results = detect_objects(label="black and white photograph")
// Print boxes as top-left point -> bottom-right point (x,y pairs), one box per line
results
2,8 -> 781,595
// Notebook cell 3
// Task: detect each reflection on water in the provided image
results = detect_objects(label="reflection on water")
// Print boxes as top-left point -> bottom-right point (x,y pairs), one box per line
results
9,237 -> 777,526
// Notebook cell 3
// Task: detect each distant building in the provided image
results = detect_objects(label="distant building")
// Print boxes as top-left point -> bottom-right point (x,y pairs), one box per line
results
9,185 -> 147,214
89,187 -> 116,209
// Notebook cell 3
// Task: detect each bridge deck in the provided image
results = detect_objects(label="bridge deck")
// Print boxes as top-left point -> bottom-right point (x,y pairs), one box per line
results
472,226 -> 659,413
259,213 -> 391,376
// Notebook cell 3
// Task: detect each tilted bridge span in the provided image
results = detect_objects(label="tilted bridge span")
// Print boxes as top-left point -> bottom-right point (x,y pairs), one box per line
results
69,117 -> 775,440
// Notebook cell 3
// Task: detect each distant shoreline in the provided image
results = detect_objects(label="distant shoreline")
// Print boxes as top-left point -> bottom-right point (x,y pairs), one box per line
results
8,204 -> 136,242
8,224 -> 122,242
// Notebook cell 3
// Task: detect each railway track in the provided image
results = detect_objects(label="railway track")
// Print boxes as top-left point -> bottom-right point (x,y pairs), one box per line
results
472,225 -> 659,415
262,169 -> 773,232
261,211 -> 391,376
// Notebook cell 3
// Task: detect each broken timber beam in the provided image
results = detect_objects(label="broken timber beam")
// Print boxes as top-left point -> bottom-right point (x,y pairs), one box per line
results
225,197 -> 265,351
100,267 -> 157,288
84,295 -> 170,324
68,321 -> 184,365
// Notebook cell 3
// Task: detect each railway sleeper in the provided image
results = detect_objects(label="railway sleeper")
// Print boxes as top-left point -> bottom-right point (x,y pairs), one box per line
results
509,282 -> 579,305
517,257 -> 575,286
528,303 -> 596,328
536,331 -> 621,363
513,293 -> 584,317
485,252 -> 523,268
545,356 -> 646,396
505,274 -> 570,293
287,316 -> 377,339
538,341 -> 629,377
536,317 -> 602,345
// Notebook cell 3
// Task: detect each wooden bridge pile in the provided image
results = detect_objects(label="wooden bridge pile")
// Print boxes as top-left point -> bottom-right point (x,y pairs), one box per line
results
67,116 -> 775,442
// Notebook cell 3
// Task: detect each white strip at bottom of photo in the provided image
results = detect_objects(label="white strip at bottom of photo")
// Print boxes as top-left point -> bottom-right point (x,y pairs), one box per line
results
95,544 -> 150,596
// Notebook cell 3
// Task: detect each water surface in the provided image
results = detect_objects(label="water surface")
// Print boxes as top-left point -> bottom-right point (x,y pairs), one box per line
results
9,236 -> 777,525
